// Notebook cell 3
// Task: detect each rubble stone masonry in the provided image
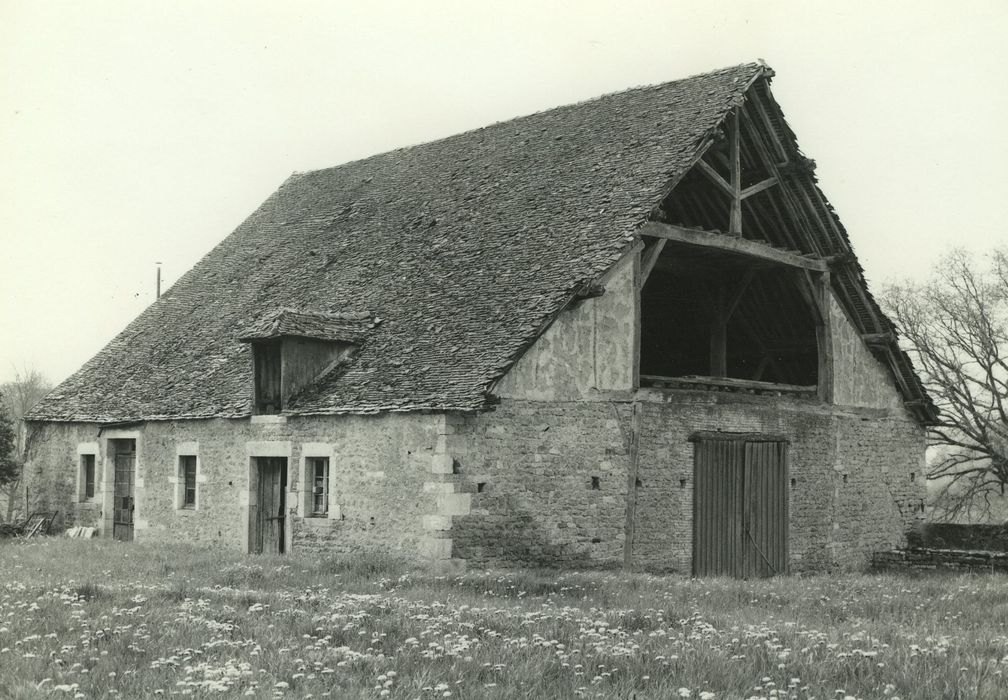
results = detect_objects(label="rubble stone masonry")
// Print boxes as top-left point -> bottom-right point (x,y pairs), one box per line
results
23,413 -> 446,559
451,393 -> 925,572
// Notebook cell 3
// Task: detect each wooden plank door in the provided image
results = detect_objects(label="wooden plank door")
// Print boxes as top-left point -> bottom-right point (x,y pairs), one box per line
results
255,457 -> 287,554
693,439 -> 744,577
693,438 -> 787,578
113,441 -> 135,542
742,441 -> 788,578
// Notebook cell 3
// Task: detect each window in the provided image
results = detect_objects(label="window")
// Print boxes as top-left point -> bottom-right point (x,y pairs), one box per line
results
80,454 -> 96,501
307,457 -> 329,516
180,455 -> 197,509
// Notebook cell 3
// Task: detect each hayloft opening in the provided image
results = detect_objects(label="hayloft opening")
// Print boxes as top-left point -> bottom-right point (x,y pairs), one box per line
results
250,336 -> 356,415
240,309 -> 378,417
639,244 -> 821,391
252,341 -> 283,414
635,83 -> 839,400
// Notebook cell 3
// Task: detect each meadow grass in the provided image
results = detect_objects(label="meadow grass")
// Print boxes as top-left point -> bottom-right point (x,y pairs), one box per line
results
1,539 -> 1006,698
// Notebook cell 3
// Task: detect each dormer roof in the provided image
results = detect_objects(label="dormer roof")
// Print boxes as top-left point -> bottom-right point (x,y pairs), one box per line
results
237,309 -> 379,345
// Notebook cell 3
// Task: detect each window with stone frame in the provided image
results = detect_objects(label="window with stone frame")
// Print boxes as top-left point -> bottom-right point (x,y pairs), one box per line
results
307,456 -> 329,517
179,455 -> 197,509
80,454 -> 96,501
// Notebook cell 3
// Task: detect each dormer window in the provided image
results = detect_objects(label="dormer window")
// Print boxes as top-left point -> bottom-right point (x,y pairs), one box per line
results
239,309 -> 379,415
253,340 -> 283,414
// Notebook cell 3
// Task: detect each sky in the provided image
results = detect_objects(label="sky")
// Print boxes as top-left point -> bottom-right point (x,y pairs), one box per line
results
1,0 -> 1006,387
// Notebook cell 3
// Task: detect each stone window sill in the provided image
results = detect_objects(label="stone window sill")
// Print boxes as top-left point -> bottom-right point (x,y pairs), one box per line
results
251,415 -> 287,425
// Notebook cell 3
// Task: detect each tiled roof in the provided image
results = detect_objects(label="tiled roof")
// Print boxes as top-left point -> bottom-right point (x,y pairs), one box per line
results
31,62 -> 761,421
27,61 -> 933,423
237,309 -> 379,344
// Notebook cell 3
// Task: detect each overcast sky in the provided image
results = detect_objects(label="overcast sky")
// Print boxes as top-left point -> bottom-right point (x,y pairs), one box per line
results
2,1 -> 1006,387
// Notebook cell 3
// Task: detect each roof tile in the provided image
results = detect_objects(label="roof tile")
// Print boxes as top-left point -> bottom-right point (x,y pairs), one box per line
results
33,62 -> 919,422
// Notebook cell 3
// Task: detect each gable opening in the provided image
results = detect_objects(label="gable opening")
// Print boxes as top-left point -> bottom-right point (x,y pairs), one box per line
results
639,244 -> 822,394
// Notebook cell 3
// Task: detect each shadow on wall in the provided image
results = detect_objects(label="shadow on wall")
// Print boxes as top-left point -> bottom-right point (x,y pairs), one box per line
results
453,493 -> 613,570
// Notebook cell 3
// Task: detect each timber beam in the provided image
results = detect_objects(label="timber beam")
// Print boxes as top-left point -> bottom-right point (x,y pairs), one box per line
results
638,238 -> 667,288
729,107 -> 742,235
741,176 -> 779,199
696,107 -> 758,235
574,282 -> 606,300
695,159 -> 733,197
861,332 -> 897,348
640,221 -> 829,272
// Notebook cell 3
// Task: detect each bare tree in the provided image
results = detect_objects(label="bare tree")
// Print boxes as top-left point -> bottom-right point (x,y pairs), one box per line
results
0,366 -> 53,523
883,248 -> 1008,522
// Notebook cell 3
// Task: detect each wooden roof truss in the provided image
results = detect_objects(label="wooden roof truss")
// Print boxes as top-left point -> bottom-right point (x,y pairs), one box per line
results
642,76 -> 936,422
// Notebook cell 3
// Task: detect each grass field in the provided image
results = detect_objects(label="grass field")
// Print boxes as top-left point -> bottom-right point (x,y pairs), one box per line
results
2,540 -> 1007,699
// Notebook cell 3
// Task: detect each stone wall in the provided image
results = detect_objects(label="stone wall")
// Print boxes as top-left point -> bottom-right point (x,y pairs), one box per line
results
635,392 -> 925,572
22,413 -> 447,560
452,392 -> 925,573
25,393 -> 924,573
21,423 -> 103,532
829,294 -> 904,410
494,252 -> 636,400
451,400 -> 630,568
906,523 -> 1008,552
873,548 -> 1008,573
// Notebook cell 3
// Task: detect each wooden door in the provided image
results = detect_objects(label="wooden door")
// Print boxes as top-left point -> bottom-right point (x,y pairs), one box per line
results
113,441 -> 135,542
255,457 -> 287,554
693,437 -> 787,578
741,441 -> 788,578
693,439 -> 744,577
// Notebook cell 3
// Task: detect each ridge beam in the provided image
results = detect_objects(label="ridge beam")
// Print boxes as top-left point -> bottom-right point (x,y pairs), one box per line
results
640,222 -> 828,273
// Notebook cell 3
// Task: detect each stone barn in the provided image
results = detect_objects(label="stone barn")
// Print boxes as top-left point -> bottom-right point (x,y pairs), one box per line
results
24,62 -> 936,575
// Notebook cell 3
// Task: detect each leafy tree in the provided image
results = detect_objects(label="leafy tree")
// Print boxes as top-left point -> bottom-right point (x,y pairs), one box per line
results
0,392 -> 16,489
883,248 -> 1008,522
0,367 -> 52,523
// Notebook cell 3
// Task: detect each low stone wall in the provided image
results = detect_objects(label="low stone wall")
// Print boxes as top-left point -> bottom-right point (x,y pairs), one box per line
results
906,523 -> 1008,553
872,547 -> 1008,573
